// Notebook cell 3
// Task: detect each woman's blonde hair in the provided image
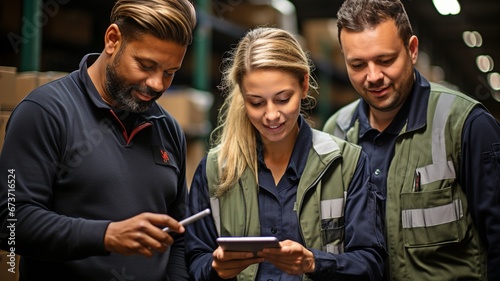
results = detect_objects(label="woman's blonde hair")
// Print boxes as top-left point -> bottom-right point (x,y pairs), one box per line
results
211,27 -> 317,196
111,0 -> 196,46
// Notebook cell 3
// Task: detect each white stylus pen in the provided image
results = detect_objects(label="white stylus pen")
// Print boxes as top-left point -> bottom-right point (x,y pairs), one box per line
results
162,208 -> 211,232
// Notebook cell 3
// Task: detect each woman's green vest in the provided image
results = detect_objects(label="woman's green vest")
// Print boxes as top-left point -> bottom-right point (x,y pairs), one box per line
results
323,83 -> 488,281
206,129 -> 361,281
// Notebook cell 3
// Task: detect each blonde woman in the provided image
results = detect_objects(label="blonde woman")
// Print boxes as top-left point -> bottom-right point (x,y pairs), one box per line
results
186,27 -> 386,281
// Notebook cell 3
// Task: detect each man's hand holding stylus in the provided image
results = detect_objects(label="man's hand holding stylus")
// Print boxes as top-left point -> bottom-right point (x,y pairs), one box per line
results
104,212 -> 184,257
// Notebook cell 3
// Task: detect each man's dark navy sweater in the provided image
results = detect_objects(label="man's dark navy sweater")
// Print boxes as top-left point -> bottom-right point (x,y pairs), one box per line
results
0,54 -> 189,280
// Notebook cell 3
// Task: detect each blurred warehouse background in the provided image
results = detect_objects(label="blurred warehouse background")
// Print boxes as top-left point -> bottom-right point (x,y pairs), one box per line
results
0,1 -> 499,278
1,0 -> 499,120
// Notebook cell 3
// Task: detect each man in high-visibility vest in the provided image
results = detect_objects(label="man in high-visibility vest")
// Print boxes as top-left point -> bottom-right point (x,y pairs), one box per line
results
323,0 -> 500,280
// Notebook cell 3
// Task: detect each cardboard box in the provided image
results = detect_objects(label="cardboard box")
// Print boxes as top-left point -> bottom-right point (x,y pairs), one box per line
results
216,1 -> 298,33
37,71 -> 68,86
0,68 -> 68,111
221,2 -> 281,29
186,139 -> 207,189
156,88 -> 213,136
0,66 -> 17,111
302,18 -> 346,72
0,111 -> 9,152
0,250 -> 19,281
15,72 -> 38,106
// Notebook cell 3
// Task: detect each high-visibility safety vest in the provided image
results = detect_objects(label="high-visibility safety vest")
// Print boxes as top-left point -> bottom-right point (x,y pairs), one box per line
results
323,83 -> 488,280
206,129 -> 361,281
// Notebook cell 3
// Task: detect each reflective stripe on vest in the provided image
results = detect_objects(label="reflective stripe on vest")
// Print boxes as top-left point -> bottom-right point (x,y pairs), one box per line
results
327,242 -> 344,254
415,94 -> 457,185
335,100 -> 359,139
402,199 -> 463,228
210,197 -> 221,236
320,195 -> 345,219
320,192 -> 347,254
404,93 -> 462,229
313,128 -> 340,155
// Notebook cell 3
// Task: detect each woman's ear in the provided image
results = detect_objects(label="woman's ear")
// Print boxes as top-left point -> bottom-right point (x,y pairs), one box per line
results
104,24 -> 122,56
302,73 -> 310,99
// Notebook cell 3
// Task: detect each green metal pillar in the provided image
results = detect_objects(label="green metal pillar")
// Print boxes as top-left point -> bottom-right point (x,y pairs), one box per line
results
20,0 -> 42,71
193,0 -> 212,91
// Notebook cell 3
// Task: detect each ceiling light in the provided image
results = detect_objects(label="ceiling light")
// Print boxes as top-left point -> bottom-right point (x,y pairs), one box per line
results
476,55 -> 494,73
488,72 -> 500,91
463,31 -> 483,48
492,91 -> 500,102
433,0 -> 461,15
472,31 -> 483,47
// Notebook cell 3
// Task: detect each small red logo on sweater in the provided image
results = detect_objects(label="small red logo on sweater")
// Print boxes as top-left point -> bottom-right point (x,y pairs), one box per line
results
160,149 -> 169,163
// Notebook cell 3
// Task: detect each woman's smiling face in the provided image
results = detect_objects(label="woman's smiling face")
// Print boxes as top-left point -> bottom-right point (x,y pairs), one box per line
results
241,68 -> 308,146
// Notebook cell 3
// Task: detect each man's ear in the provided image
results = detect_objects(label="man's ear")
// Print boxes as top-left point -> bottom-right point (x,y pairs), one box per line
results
104,23 -> 122,56
408,35 -> 419,64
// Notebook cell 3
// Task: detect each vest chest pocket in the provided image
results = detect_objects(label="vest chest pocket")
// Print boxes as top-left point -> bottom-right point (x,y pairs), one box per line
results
400,187 -> 466,247
320,198 -> 345,254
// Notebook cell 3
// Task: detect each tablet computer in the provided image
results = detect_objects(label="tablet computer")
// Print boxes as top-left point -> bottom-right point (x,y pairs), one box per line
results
216,236 -> 280,253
